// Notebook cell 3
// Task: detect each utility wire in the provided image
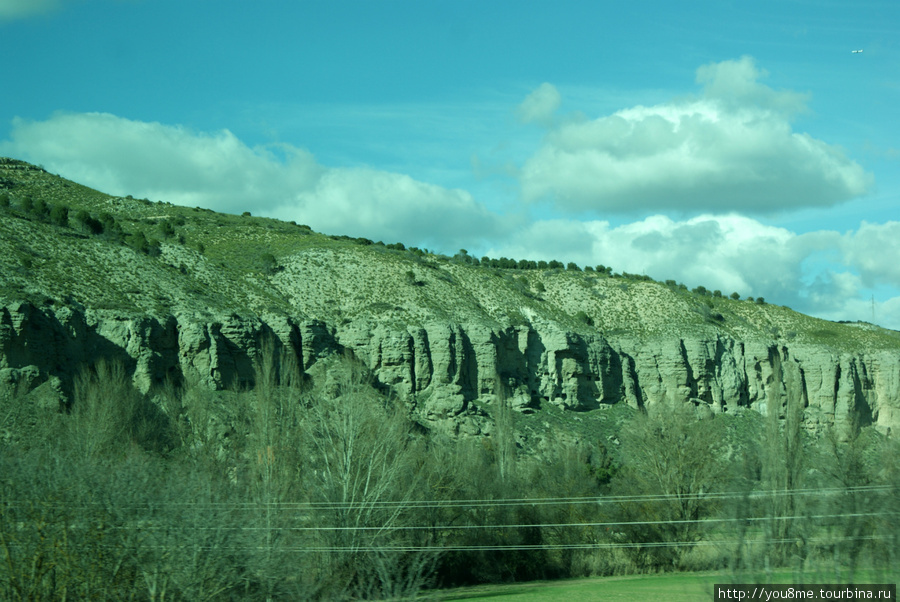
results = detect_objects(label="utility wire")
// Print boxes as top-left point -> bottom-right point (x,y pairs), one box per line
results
1,484 -> 891,511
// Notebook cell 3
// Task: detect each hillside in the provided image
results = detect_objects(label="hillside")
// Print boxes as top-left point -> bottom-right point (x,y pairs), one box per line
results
1,156 -> 899,438
3,157 -> 900,599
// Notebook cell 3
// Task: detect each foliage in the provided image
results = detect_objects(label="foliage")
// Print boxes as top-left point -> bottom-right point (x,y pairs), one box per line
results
608,406 -> 729,571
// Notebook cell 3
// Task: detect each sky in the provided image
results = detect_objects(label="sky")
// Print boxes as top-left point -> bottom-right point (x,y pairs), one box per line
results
1,0 -> 899,329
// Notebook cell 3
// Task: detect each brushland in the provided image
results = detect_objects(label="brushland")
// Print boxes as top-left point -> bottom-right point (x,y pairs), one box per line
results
1,158 -> 899,599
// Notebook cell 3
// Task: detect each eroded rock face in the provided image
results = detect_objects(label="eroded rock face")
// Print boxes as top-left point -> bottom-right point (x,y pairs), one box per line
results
1,302 -> 898,435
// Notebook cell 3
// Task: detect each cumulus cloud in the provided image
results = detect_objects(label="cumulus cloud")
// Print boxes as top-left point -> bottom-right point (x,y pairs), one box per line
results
0,0 -> 58,20
493,214 -> 825,297
0,112 -> 503,249
840,221 -> 900,287
272,168 -> 504,250
516,83 -> 561,126
519,57 -> 872,213
487,213 -> 900,329
1,113 -> 322,214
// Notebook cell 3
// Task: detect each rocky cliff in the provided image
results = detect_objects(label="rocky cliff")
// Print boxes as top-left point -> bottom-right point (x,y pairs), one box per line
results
2,158 -> 898,439
2,300 -> 897,436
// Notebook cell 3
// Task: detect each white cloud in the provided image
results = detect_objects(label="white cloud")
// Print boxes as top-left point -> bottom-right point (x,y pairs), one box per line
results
2,111 -> 897,329
0,0 -> 60,20
840,221 -> 900,287
489,214 -> 900,329
516,83 -> 561,126
1,113 -> 322,214
0,112 -> 503,249
493,214 -> 818,296
519,57 -> 873,213
272,167 -> 504,249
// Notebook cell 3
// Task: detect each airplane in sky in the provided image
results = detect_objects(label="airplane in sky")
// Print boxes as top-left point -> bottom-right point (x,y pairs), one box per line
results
852,49 -> 864,53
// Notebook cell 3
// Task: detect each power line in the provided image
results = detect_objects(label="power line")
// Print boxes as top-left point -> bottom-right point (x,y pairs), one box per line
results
1,484 -> 891,511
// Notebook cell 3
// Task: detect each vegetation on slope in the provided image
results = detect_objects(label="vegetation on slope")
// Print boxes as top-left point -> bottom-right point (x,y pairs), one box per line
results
2,157 -> 898,351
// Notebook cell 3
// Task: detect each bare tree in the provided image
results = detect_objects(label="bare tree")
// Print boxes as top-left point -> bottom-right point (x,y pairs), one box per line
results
609,404 -> 729,571
300,356 -> 434,599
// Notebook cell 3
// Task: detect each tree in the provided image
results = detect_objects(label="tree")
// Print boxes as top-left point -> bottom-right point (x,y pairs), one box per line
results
158,219 -> 176,239
300,357 -> 435,598
32,199 -> 49,220
240,339 -> 310,600
608,405 -> 729,570
260,252 -> 278,274
758,358 -> 808,572
49,204 -> 69,227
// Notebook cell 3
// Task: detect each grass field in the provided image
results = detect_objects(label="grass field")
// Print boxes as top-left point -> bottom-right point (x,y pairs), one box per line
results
434,569 -> 897,601
436,572 -> 720,601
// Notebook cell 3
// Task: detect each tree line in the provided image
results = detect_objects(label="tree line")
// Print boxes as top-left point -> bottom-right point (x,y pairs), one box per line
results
1,348 -> 898,600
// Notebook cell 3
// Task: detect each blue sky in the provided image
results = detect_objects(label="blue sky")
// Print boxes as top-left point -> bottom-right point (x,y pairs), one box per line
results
2,0 -> 899,328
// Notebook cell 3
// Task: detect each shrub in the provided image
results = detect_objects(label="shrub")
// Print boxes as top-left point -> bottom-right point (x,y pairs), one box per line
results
33,199 -> 49,219
0,192 -> 10,207
76,210 -> 104,235
129,231 -> 150,253
566,262 -> 581,271
158,220 -> 176,239
50,204 -> 69,227
730,292 -> 740,300
242,211 -> 251,217
260,253 -> 278,274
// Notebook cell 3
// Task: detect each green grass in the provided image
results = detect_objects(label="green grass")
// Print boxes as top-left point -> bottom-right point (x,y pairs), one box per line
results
434,569 -> 897,601
435,572 -> 721,601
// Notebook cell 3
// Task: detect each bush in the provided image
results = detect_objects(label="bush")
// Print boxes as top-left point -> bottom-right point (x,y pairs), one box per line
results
730,292 -> 740,300
75,210 -> 104,235
0,192 -> 10,207
566,262 -> 581,271
260,253 -> 278,274
129,231 -> 150,253
33,199 -> 49,219
158,220 -> 176,239
50,204 -> 69,227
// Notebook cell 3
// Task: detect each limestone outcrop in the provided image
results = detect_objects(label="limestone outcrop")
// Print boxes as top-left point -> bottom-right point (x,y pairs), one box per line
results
2,301 -> 897,435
